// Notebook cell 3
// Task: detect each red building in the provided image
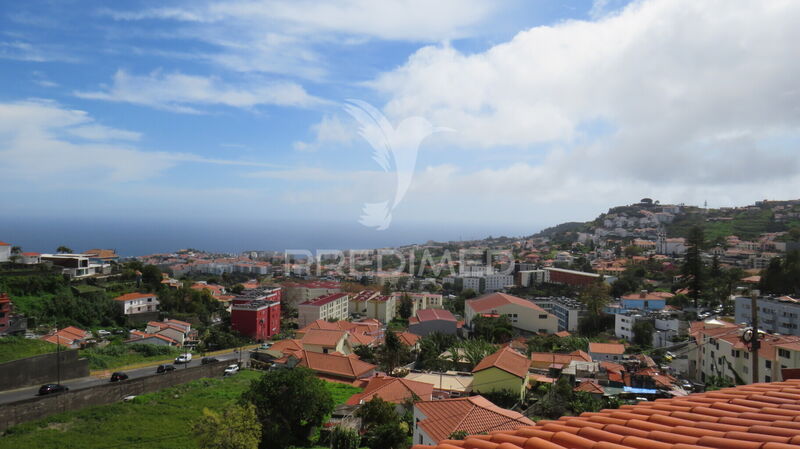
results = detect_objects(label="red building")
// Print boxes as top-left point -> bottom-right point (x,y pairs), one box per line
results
0,293 -> 11,333
231,287 -> 282,341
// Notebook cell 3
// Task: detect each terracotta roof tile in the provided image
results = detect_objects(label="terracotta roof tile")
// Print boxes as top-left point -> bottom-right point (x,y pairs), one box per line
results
415,395 -> 535,443
296,350 -> 376,379
346,375 -> 434,405
473,346 -> 530,378
467,293 -> 548,314
589,343 -> 626,355
300,329 -> 348,347
414,380 -> 800,449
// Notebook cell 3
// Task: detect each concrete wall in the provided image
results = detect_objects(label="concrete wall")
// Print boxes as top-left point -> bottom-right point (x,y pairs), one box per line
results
0,350 -> 89,391
0,361 -> 228,431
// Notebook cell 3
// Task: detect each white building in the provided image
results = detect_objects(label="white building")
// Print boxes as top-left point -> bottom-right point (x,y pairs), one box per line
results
297,292 -> 350,327
0,242 -> 10,262
113,292 -> 160,315
735,295 -> 800,336
532,296 -> 586,332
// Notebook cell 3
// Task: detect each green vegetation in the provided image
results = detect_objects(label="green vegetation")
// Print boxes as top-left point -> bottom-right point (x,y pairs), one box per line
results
760,250 -> 800,295
193,403 -> 261,449
0,336 -> 57,364
80,343 -> 182,370
0,370 -> 262,449
0,371 -> 360,449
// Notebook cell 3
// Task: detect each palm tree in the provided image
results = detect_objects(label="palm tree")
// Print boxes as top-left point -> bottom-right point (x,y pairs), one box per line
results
56,246 -> 73,254
9,246 -> 21,264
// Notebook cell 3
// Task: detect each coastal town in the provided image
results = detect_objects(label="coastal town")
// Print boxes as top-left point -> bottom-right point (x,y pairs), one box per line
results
2,198 -> 800,448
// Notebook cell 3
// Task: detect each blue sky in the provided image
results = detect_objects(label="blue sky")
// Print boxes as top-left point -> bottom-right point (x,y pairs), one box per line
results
1,0 -> 799,253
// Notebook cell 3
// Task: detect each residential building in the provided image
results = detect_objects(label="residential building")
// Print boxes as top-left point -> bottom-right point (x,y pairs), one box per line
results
297,292 -> 350,327
41,253 -> 92,278
392,292 -> 444,316
471,346 -> 530,399
84,249 -> 119,264
231,299 -> 281,341
0,241 -> 12,262
300,329 -> 353,355
294,350 -> 377,382
113,292 -> 159,315
412,396 -> 534,446
588,342 -> 626,362
615,310 -> 686,347
544,267 -> 604,287
40,326 -> 90,348
346,376 -> 434,405
350,291 -> 396,323
281,281 -> 342,307
466,292 -> 558,334
515,269 -> 547,287
404,371 -> 473,398
531,296 -> 587,332
349,290 -> 379,315
20,252 -> 41,264
408,308 -> 458,336
144,319 -> 193,346
529,350 -> 592,372
126,330 -> 179,346
413,380 -> 800,449
735,295 -> 800,336
691,320 -> 800,384
619,290 -> 670,311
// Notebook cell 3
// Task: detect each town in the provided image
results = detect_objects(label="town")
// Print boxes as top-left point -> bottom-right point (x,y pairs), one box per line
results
2,198 -> 800,449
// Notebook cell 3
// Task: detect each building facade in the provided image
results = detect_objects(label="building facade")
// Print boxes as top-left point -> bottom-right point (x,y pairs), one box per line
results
231,299 -> 281,341
297,292 -> 350,327
532,297 -> 587,332
734,295 -> 800,336
466,293 -> 558,334
113,292 -> 160,315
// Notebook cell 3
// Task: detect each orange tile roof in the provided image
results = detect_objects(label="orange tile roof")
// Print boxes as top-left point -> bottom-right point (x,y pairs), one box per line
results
415,395 -> 535,443
114,292 -> 157,302
574,380 -> 605,395
417,308 -> 457,322
296,350 -> 376,379
589,342 -> 626,355
349,332 -> 378,347
473,346 -> 530,379
531,350 -> 592,367
468,293 -> 547,314
398,331 -> 421,347
412,380 -> 800,449
346,375 -> 434,405
300,329 -> 348,348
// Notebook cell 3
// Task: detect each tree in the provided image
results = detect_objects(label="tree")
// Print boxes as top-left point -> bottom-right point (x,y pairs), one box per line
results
56,246 -> 73,254
356,397 -> 408,449
140,264 -> 162,291
415,332 -> 457,371
356,396 -> 398,430
9,246 -> 22,264
683,226 -> 705,308
241,367 -> 335,448
456,338 -> 495,370
376,330 -> 412,374
577,281 -> 612,337
632,320 -> 654,348
330,426 -> 361,449
193,403 -> 261,449
354,344 -> 377,364
471,315 -> 514,343
398,294 -> 413,320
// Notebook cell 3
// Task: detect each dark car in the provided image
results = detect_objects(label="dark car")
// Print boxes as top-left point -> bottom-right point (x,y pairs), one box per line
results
38,384 -> 69,395
110,372 -> 129,382
156,364 -> 176,374
201,357 -> 219,365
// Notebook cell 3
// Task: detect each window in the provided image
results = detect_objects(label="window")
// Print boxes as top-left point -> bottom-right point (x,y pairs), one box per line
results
779,348 -> 791,358
765,360 -> 772,369
765,375 -> 771,382
539,314 -> 548,319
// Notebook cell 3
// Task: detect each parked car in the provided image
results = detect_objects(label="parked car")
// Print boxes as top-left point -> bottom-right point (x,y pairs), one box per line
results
156,364 -> 176,374
96,330 -> 111,337
110,372 -> 129,382
175,353 -> 193,364
201,357 -> 219,365
223,364 -> 240,376
38,384 -> 69,395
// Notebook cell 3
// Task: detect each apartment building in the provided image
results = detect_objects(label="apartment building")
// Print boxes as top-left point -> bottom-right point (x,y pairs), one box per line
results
297,292 -> 350,327
531,296 -> 587,332
734,295 -> 800,336
391,292 -> 443,316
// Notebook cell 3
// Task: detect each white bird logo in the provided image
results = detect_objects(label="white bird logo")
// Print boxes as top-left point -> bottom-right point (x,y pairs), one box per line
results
344,99 -> 452,230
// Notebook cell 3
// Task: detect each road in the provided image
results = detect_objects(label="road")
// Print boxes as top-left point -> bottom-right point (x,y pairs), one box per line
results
0,349 -> 250,405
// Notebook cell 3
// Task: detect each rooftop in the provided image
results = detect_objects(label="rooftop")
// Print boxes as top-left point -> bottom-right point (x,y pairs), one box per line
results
346,375 -> 434,405
416,308 -> 457,322
301,292 -> 349,307
588,342 -> 626,355
473,346 -> 530,378
468,293 -> 548,314
412,379 -> 800,449
415,395 -> 534,443
113,292 -> 157,302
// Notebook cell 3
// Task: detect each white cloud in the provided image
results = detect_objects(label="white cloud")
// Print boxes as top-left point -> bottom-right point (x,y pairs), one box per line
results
75,69 -> 325,113
367,0 -> 800,196
293,114 -> 354,151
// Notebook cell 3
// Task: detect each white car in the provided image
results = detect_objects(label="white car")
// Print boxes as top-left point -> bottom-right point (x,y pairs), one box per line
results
175,353 -> 193,364
97,330 -> 111,337
223,364 -> 240,376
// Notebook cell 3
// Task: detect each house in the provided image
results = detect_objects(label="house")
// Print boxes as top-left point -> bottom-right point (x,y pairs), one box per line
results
113,292 -> 159,315
408,308 -> 458,336
588,342 -> 626,362
471,346 -> 530,399
20,252 -> 41,264
397,331 -> 421,349
405,371 -> 473,398
0,242 -> 10,262
392,292 -> 444,316
126,330 -> 179,346
466,293 -> 558,334
529,350 -> 592,372
144,319 -> 193,346
293,350 -> 377,382
300,329 -> 353,355
231,298 -> 281,341
40,326 -> 90,348
297,293 -> 350,327
412,395 -> 534,446
573,379 -> 605,399
411,380 -> 800,449
346,375 -> 433,405
84,249 -> 119,264
620,290 -> 670,311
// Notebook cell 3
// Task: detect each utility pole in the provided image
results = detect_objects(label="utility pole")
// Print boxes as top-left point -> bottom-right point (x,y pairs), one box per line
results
750,294 -> 759,383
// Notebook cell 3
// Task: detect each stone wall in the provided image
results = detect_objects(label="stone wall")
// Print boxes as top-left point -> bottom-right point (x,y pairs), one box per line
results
0,361 -> 228,431
0,350 -> 89,391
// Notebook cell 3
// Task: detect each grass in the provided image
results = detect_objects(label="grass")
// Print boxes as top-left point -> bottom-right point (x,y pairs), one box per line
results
0,336 -> 57,364
0,371 -> 362,449
80,344 -> 183,370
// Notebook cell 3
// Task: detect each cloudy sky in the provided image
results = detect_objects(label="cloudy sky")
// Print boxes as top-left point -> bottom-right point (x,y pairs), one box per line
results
1,0 -> 799,252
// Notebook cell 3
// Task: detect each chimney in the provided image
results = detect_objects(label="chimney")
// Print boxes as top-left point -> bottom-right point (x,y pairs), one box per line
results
640,290 -> 648,298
